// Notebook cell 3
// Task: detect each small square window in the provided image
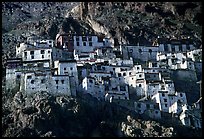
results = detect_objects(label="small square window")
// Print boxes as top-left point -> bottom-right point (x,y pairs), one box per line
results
27,76 -> 32,79
42,55 -> 44,59
55,80 -> 59,84
61,80 -> 64,84
41,50 -> 45,54
31,80 -> 34,84
164,98 -> 167,102
165,104 -> 168,107
64,68 -> 66,70
30,51 -> 34,55
31,55 -> 34,59
70,67 -> 73,70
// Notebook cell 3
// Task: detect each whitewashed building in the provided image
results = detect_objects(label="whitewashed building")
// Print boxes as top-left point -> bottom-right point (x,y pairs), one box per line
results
179,104 -> 202,129
82,76 -> 105,100
152,90 -> 187,114
134,99 -> 161,119
122,45 -> 159,62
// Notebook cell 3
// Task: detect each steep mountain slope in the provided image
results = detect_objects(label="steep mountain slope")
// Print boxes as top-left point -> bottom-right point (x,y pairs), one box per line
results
2,2 -> 202,137
73,2 -> 202,46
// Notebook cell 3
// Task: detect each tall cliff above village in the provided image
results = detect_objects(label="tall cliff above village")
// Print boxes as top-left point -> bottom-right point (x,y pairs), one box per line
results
74,2 -> 202,45
2,2 -> 202,137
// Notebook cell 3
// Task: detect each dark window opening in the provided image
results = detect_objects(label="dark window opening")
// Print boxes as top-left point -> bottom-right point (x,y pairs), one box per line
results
82,36 -> 87,41
41,50 -> 45,54
41,79 -> 45,83
30,51 -> 34,55
55,80 -> 59,84
164,98 -> 167,102
31,80 -> 34,84
89,42 -> 92,46
17,75 -> 21,79
27,76 -> 32,79
61,80 -> 64,84
120,86 -> 126,91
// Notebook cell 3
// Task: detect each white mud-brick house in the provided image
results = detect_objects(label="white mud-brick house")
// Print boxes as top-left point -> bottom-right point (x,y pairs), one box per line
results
74,50 -> 96,61
164,79 -> 175,94
22,47 -> 53,62
95,47 -> 115,60
152,91 -> 187,114
73,35 -> 106,52
122,45 -> 159,62
35,39 -> 55,48
146,81 -> 162,98
82,76 -> 105,100
135,79 -> 147,98
89,72 -> 111,81
134,99 -> 161,119
158,38 -> 195,53
23,72 -> 72,96
105,77 -> 129,102
16,43 -> 34,58
179,104 -> 202,129
145,72 -> 162,83
54,60 -> 78,94
157,52 -> 196,71
108,58 -> 134,67
55,33 -> 110,53
6,58 -> 23,92
16,39 -> 55,58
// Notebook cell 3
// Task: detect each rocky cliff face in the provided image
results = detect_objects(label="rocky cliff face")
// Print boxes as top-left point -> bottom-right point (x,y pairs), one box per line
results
73,2 -> 202,46
2,91 -> 202,137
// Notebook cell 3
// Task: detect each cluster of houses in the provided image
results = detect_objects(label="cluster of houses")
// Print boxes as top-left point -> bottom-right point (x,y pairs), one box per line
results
6,32 -> 202,129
